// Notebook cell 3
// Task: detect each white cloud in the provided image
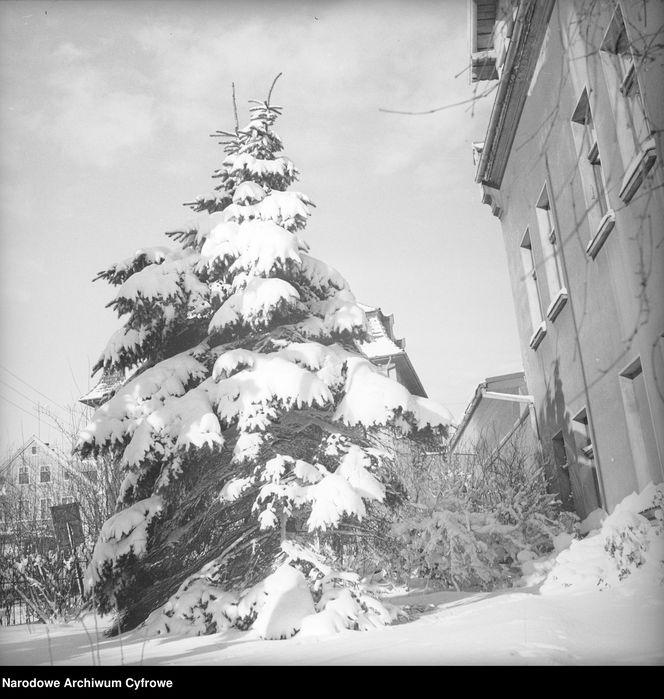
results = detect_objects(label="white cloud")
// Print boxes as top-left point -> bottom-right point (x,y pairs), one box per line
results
53,42 -> 88,62
47,67 -> 155,167
118,3 -> 475,179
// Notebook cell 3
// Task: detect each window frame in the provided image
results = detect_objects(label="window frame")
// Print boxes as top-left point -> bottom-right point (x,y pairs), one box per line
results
520,228 -> 547,349
619,356 -> 663,489
600,4 -> 656,203
570,88 -> 615,258
535,183 -> 568,321
18,465 -> 29,485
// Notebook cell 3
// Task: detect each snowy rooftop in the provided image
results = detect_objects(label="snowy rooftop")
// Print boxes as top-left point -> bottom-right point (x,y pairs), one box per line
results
79,367 -> 138,408
356,305 -> 405,360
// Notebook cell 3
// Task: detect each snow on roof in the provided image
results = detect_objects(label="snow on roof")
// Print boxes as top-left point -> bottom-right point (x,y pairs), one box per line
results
80,367 -> 138,408
356,306 -> 404,360
356,302 -> 376,312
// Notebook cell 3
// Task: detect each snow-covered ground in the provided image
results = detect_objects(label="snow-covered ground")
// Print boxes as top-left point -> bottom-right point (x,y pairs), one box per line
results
0,580 -> 662,666
1,485 -> 663,666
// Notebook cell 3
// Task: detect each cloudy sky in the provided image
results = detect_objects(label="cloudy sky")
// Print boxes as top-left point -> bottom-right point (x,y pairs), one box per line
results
0,0 -> 521,455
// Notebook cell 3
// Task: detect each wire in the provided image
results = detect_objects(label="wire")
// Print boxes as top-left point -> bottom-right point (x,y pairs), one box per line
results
0,363 -> 70,412
0,377 -> 69,418
0,393 -> 63,434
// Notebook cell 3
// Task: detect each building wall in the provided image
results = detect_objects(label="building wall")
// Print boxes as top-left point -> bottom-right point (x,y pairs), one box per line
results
450,373 -> 542,499
479,0 -> 664,517
0,437 -> 96,534
451,373 -> 531,455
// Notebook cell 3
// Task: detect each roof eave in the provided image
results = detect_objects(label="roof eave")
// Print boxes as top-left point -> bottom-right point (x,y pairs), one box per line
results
475,0 -> 555,190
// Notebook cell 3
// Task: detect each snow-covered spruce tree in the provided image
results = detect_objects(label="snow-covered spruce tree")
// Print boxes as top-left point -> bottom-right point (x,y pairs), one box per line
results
77,78 -> 450,638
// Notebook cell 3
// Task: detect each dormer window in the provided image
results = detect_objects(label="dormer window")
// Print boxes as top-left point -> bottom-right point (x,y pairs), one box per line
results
469,0 -> 499,81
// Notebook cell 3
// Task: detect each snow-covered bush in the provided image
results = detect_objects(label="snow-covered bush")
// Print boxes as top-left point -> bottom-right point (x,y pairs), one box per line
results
535,483 -> 664,592
144,540 -> 395,639
0,546 -> 84,624
77,78 -> 451,635
603,510 -> 651,579
386,430 -> 576,590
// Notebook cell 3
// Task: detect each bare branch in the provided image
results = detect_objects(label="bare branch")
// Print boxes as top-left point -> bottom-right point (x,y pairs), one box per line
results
231,82 -> 239,134
266,72 -> 283,106
379,83 -> 497,115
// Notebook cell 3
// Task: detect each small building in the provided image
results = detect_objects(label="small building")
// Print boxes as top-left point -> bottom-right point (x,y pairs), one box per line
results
469,0 -> 664,517
449,371 -> 538,457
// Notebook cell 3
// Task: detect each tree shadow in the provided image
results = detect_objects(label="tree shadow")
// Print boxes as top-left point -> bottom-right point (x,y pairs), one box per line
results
536,360 -> 602,520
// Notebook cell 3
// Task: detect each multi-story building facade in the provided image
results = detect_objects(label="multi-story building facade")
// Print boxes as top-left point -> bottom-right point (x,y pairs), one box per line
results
470,0 -> 664,517
0,436 -> 98,546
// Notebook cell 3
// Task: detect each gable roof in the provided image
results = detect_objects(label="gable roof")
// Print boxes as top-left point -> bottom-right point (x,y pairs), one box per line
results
0,435 -> 70,477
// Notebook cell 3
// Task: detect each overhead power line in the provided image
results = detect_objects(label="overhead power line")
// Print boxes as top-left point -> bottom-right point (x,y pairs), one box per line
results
0,363 -> 70,413
0,393 -> 63,434
0,377 -> 69,418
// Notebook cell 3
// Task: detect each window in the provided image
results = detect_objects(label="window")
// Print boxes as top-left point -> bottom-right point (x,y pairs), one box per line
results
520,229 -> 546,349
40,464 -> 51,483
601,5 -> 656,203
572,408 -> 594,459
469,0 -> 499,82
18,466 -> 29,485
620,358 -> 663,489
31,446 -> 37,455
571,409 -> 604,514
535,184 -> 567,321
571,89 -> 615,258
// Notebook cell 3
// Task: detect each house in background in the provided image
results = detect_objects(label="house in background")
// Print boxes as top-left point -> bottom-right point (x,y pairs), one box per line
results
0,436 -> 97,545
449,371 -> 540,466
469,0 -> 664,518
356,304 -> 428,398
